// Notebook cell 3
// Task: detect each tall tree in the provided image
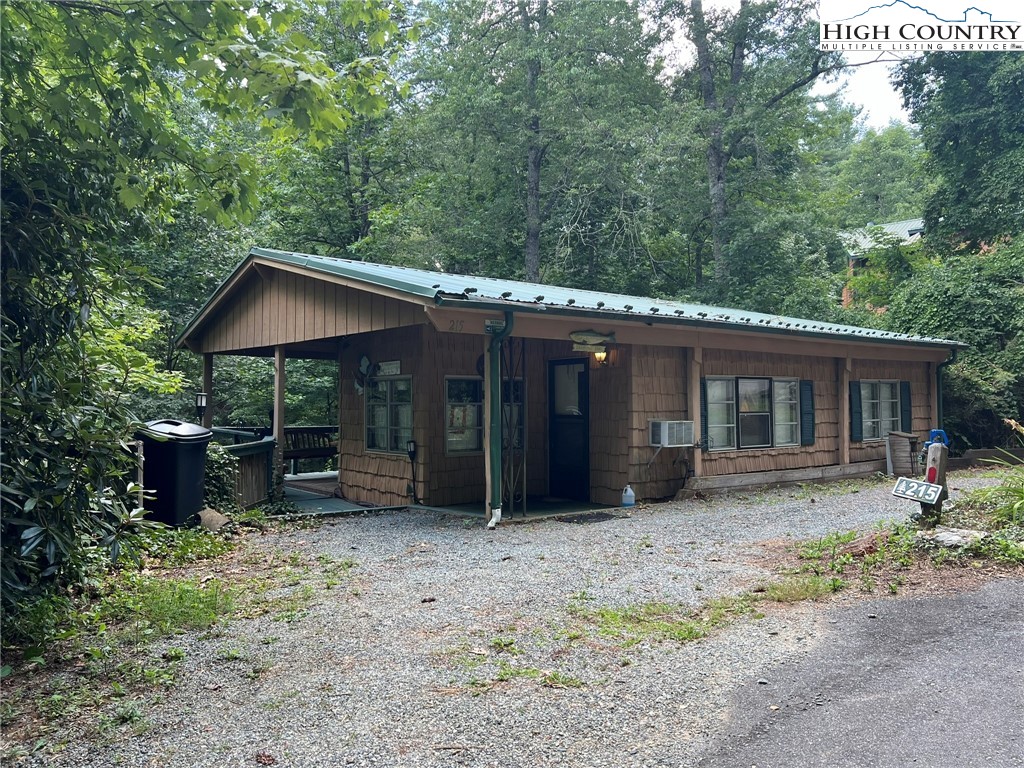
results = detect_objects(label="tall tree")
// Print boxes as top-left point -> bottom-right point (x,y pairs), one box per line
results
896,54 -> 1024,246
829,123 -> 933,229
373,0 -> 664,287
672,0 -> 847,292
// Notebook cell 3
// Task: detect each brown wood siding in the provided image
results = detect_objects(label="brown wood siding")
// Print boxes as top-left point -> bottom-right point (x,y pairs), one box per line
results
700,350 -> 840,477
590,347 -> 631,506
199,272 -> 425,353
338,327 -> 424,506
627,345 -> 688,500
849,359 -> 932,463
421,327 -> 487,507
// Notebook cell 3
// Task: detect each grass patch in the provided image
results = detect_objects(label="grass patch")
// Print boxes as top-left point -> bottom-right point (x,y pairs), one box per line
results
141,527 -> 234,567
763,574 -> 845,602
568,593 -> 759,648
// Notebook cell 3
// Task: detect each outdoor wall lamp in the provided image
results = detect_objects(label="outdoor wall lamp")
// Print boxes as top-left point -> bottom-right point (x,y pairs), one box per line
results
195,392 -> 208,423
593,349 -> 608,366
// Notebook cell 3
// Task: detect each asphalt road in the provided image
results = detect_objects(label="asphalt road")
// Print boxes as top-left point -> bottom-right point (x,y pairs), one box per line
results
700,578 -> 1024,768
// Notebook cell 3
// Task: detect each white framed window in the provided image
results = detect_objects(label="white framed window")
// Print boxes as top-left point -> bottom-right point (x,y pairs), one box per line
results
446,378 -> 483,454
773,379 -> 799,447
861,380 -> 900,441
366,377 -> 413,453
707,377 -> 802,451
706,377 -> 737,450
737,378 -> 772,449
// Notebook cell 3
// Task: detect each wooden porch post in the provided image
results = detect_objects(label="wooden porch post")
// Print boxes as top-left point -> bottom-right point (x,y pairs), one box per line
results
483,337 -> 491,524
337,346 -> 344,491
839,356 -> 851,465
274,345 -> 287,484
202,353 -> 214,429
689,346 -> 703,478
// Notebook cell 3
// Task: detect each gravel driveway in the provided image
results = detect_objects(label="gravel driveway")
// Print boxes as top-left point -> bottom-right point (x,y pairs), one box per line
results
31,474 -> 1001,768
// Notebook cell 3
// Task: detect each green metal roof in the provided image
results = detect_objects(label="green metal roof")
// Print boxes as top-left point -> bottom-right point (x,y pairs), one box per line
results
233,248 -> 961,349
841,218 -> 926,254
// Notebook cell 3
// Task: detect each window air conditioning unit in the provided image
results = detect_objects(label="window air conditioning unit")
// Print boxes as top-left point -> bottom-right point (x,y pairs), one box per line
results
649,420 -> 695,448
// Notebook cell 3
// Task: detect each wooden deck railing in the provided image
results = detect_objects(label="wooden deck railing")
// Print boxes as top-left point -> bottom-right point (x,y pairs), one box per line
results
223,437 -> 275,508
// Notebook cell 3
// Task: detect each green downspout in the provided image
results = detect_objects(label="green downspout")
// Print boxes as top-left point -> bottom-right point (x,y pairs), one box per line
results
936,348 -> 958,430
488,311 -> 515,526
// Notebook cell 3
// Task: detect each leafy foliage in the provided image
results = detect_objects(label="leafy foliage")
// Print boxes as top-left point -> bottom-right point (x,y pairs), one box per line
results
203,444 -> 242,516
1,0 -> 402,608
885,240 -> 1024,448
896,54 -> 1024,246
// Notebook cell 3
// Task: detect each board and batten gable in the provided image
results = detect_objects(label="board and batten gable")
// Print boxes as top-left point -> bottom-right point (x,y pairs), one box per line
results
194,267 -> 426,354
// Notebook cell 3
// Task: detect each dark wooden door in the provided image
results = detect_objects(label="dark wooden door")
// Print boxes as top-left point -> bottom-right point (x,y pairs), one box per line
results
549,359 -> 589,501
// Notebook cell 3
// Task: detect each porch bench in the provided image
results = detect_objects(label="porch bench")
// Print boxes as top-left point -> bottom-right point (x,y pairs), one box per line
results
282,428 -> 338,473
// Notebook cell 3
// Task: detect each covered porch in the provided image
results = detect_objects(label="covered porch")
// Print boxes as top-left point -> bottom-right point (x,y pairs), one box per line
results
282,472 -> 617,521
179,249 -> 675,525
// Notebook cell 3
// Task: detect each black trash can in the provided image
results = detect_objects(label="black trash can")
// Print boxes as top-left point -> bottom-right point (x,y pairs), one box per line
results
137,419 -> 213,526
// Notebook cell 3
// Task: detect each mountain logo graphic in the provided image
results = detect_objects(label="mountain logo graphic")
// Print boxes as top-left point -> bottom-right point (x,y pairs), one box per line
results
829,1 -> 1016,24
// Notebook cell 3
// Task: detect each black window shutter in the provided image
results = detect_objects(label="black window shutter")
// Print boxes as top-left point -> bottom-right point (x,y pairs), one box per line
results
849,380 -> 863,442
700,377 -> 709,449
799,380 -> 815,446
900,381 -> 913,432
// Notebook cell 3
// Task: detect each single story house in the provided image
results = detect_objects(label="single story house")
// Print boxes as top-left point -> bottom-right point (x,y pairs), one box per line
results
178,248 -> 963,523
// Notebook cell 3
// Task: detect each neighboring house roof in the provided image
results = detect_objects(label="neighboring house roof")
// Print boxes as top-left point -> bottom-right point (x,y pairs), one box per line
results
841,218 -> 925,254
178,247 -> 964,350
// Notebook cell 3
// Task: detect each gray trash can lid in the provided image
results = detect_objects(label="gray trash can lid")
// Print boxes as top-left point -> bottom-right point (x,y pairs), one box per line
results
141,419 -> 213,443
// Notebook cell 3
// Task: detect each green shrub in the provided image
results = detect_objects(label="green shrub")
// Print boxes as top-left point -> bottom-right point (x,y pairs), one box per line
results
203,444 -> 241,515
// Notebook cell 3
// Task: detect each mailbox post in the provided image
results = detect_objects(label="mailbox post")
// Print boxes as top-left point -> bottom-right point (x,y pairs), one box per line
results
918,442 -> 949,528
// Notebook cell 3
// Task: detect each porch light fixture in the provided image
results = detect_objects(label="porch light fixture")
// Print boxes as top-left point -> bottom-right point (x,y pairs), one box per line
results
593,349 -> 608,366
195,392 -> 208,423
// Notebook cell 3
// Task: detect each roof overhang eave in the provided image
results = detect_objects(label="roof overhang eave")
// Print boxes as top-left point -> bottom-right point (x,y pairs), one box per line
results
433,295 -> 967,351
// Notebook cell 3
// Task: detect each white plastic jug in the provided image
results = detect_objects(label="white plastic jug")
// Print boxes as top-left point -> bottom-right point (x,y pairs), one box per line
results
621,484 -> 636,507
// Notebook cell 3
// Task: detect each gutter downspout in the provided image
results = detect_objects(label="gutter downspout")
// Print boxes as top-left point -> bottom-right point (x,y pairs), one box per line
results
487,311 -> 515,529
936,348 -> 958,430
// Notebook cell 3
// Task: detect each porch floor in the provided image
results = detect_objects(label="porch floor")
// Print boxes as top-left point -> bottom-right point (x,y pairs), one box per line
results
282,474 -> 617,521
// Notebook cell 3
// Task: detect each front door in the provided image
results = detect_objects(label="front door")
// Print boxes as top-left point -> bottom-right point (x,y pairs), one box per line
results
549,359 -> 589,501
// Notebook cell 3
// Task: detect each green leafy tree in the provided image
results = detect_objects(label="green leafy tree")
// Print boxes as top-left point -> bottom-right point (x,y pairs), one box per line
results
896,54 -> 1024,246
366,0 -> 664,288
885,241 -> 1024,449
829,123 -> 933,229
671,0 -> 848,293
1,0 -> 401,606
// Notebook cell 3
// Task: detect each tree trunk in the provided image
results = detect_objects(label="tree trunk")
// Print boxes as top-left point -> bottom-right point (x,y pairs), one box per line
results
689,0 -> 751,284
521,0 -> 548,283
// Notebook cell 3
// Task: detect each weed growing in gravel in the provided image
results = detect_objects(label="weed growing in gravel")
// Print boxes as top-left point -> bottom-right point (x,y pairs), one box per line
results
763,575 -> 845,602
567,595 -> 758,648
542,671 -> 584,688
489,637 -> 520,655
495,661 -> 541,682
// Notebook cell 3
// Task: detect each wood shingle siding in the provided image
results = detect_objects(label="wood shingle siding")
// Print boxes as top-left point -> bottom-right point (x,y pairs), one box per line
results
848,359 -> 933,463
627,345 -> 688,501
699,350 -> 840,478
199,272 -> 425,354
